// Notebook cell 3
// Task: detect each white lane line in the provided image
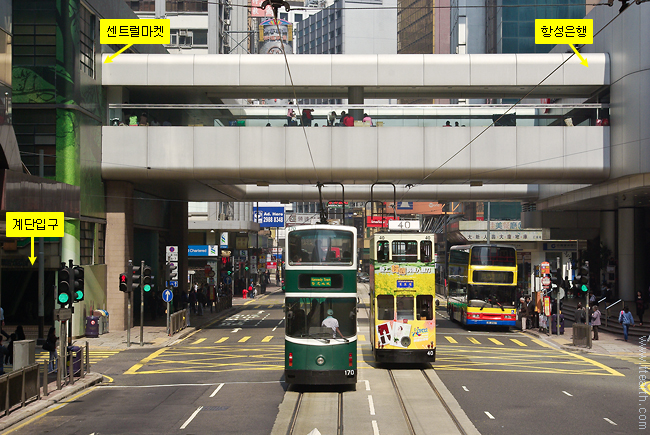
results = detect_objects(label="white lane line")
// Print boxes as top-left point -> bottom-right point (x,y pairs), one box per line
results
365,380 -> 371,391
485,411 -> 495,420
368,395 -> 376,416
180,406 -> 203,429
562,391 -> 573,397
462,386 -> 469,392
372,420 -> 380,435
603,418 -> 617,425
210,383 -> 225,398
272,317 -> 285,332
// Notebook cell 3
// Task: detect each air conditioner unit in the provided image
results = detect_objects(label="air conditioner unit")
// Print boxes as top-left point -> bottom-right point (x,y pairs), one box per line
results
179,30 -> 187,36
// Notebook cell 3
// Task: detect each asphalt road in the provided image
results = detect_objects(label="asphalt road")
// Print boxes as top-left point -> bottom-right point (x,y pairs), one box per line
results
2,287 -> 645,435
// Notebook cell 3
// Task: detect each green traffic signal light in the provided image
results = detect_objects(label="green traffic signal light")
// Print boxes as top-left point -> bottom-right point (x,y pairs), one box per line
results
581,284 -> 589,292
58,291 -> 70,304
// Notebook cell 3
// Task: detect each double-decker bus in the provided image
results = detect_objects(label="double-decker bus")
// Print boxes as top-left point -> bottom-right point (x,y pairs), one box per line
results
447,244 -> 518,327
284,224 -> 358,385
369,231 -> 436,363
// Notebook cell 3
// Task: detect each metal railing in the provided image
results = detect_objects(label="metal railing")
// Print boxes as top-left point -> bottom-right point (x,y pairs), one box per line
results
0,363 -> 41,416
170,309 -> 188,335
605,299 -> 623,327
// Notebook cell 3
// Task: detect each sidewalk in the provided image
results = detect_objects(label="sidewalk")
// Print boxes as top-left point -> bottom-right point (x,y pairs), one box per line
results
522,325 -> 644,358
0,287 -> 283,431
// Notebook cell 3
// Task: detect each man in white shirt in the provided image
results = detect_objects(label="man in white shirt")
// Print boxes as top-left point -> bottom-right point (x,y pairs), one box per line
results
322,309 -> 343,338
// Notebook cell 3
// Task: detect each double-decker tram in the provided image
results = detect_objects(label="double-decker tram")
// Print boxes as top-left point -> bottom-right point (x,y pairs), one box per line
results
369,230 -> 436,363
284,224 -> 358,385
447,244 -> 518,327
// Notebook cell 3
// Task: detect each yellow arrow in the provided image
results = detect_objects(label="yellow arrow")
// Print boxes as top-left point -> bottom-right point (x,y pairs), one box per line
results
29,236 -> 36,265
104,44 -> 133,64
569,44 -> 588,68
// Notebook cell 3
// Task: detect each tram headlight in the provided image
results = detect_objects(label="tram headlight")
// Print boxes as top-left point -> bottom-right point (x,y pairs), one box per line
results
316,356 -> 326,366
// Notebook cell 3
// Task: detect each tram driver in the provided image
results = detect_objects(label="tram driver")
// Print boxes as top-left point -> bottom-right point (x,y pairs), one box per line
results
322,309 -> 344,338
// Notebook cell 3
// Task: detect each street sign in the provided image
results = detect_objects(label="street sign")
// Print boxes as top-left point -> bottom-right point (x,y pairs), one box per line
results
540,261 -> 550,275
54,308 -> 72,321
225,276 -> 232,285
166,246 -> 178,262
162,289 -> 173,303
169,281 -> 178,287
541,276 -> 551,288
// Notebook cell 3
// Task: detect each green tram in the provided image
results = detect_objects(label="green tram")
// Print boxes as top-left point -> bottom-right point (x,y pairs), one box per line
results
284,224 -> 358,386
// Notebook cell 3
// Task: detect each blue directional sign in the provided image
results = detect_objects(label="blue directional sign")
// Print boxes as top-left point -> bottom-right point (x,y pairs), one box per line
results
225,276 -> 232,285
162,289 -> 173,303
168,281 -> 178,287
396,280 -> 414,289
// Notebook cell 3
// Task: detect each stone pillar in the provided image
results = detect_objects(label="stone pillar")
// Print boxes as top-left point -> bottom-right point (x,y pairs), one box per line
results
348,86 -> 364,123
105,181 -> 134,331
618,207 -> 634,302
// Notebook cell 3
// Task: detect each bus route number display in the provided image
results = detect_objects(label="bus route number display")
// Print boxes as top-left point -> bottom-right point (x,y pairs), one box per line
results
311,277 -> 332,287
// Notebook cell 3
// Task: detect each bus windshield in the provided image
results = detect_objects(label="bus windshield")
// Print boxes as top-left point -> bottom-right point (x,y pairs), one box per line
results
468,285 -> 516,308
285,297 -> 356,339
288,229 -> 354,266
470,246 -> 516,267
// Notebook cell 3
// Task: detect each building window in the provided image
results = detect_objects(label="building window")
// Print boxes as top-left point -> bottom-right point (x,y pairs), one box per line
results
80,221 -> 94,265
13,109 -> 56,177
79,5 -> 96,78
193,29 -> 207,45
97,223 -> 105,264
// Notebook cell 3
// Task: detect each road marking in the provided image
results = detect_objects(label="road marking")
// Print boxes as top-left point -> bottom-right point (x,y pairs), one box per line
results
359,334 -> 366,342
445,336 -> 458,344
231,328 -> 242,333
262,336 -> 273,342
530,338 -> 553,348
462,386 -> 469,391
562,391 -> 573,396
98,381 -> 282,389
268,304 -> 274,308
124,348 -> 167,374
603,418 -> 617,425
485,411 -> 495,419
216,337 -> 229,343
368,395 -> 376,415
210,383 -> 225,397
467,337 -> 481,344
488,338 -> 503,346
510,339 -> 527,347
180,406 -> 203,429
365,380 -> 371,391
238,336 -> 251,342
557,349 -> 624,377
372,420 -> 380,435
192,338 -> 206,345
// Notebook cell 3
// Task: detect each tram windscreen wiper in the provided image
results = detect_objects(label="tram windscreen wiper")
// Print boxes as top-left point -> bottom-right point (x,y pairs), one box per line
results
303,333 -> 330,343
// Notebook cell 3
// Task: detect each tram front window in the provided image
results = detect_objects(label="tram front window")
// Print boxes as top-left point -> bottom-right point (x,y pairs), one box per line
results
396,296 -> 414,320
468,285 -> 516,308
287,229 -> 354,266
285,297 -> 356,339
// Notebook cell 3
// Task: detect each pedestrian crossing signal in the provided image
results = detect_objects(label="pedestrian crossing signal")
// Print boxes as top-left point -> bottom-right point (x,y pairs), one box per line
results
119,273 -> 128,292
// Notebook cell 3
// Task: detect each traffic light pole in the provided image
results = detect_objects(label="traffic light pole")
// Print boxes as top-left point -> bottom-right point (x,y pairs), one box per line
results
140,260 -> 145,347
67,259 -> 73,346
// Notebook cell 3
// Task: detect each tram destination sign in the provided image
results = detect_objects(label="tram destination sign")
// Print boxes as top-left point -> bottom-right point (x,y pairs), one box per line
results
388,220 -> 420,231
311,277 -> 332,287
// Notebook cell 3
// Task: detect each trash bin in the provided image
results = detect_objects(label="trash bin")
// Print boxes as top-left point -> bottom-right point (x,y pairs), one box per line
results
67,345 -> 82,374
94,310 -> 109,334
86,315 -> 100,338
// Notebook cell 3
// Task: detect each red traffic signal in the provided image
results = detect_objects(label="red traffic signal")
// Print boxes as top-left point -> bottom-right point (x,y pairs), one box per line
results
119,273 -> 128,292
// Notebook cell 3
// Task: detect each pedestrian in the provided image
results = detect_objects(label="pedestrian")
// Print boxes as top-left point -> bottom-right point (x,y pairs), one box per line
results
576,302 -> 587,324
44,326 -> 58,372
189,286 -> 198,314
527,296 -> 537,328
519,297 -> 529,331
454,121 -> 459,127
343,112 -> 354,127
287,102 -> 295,125
0,336 -> 7,375
327,111 -> 337,126
339,111 -> 347,125
362,113 -> 373,126
635,291 -> 645,326
301,108 -> 314,126
591,304 -> 601,340
322,309 -> 344,338
444,120 -> 452,127
619,306 -> 635,341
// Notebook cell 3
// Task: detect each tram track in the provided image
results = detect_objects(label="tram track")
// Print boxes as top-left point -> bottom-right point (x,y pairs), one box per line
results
287,391 -> 344,435
388,369 -> 468,435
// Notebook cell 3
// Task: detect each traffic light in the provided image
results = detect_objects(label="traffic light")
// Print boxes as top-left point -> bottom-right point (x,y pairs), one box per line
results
130,261 -> 141,292
142,265 -> 152,292
119,273 -> 128,292
165,262 -> 178,281
57,263 -> 72,307
574,261 -> 589,291
73,265 -> 84,302
244,262 -> 250,272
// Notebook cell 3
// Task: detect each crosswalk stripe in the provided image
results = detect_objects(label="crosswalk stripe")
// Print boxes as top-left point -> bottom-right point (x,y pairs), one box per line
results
358,335 -> 366,342
254,305 -> 261,308
262,336 -> 273,342
510,339 -> 527,347
467,337 -> 481,344
238,336 -> 251,343
268,305 -> 274,308
488,338 -> 504,345
445,336 -> 458,344
216,337 -> 229,343
192,338 -> 206,345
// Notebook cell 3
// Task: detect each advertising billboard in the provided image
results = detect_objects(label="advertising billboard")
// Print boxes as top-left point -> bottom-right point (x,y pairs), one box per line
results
258,19 -> 293,54
254,206 -> 285,227
251,0 -> 274,18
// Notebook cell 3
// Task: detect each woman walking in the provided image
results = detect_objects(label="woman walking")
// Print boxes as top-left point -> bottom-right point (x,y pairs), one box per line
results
635,291 -> 645,326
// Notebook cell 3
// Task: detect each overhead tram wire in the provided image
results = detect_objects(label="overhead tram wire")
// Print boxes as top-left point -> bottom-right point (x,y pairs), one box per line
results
396,5 -> 632,203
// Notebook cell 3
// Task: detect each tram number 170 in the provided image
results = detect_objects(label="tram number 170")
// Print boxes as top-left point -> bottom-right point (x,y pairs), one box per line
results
345,370 -> 355,376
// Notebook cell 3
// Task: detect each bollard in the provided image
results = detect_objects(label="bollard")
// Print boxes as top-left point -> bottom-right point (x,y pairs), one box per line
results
43,361 -> 48,396
86,341 -> 90,374
69,349 -> 74,385
57,355 -> 62,390
80,347 -> 85,379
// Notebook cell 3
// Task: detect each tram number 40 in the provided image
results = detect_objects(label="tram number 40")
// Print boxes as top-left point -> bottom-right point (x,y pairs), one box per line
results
345,370 -> 355,376
427,350 -> 434,356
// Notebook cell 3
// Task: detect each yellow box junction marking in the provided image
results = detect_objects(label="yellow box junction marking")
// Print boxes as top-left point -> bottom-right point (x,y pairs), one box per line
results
216,337 -> 229,343
124,348 -> 167,374
467,337 -> 481,345
358,334 -> 366,342
100,19 -> 170,63
535,19 -> 592,67
238,336 -> 251,343
510,339 -> 527,347
488,338 -> 504,346
192,338 -> 206,345
262,336 -> 273,342
445,336 -> 458,344
6,212 -> 64,264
